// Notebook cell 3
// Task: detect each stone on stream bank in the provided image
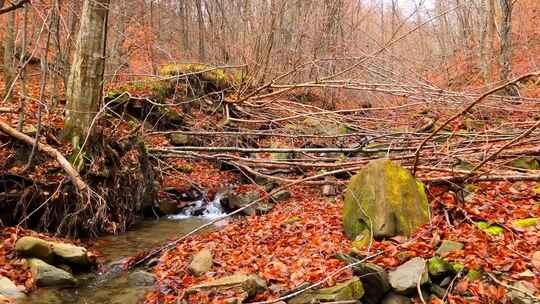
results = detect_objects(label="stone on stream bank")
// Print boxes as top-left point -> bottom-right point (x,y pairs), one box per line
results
15,237 -> 54,263
287,277 -> 364,304
27,258 -> 77,287
188,248 -> 213,276
224,190 -> 274,216
342,160 -> 430,242
15,236 -> 92,268
128,270 -> 157,287
0,275 -> 26,300
187,274 -> 267,299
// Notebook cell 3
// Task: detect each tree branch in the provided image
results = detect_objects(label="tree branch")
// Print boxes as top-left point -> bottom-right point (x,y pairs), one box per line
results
0,0 -> 30,15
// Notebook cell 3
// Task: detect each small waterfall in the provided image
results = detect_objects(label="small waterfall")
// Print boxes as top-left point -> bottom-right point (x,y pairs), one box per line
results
168,192 -> 225,220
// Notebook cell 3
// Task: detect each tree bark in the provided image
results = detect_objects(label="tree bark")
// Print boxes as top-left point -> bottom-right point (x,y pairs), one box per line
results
3,9 -> 15,102
498,0 -> 517,95
64,0 -> 110,143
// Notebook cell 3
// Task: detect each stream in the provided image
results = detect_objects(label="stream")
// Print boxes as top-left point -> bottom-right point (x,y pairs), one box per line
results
20,195 -> 227,304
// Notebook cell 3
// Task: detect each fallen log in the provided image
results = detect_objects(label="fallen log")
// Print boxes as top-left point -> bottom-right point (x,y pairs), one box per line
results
0,120 -> 88,192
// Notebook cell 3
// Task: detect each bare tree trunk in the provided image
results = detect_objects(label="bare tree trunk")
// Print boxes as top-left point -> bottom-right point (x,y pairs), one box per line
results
498,0 -> 516,95
64,0 -> 110,144
195,0 -> 206,61
3,10 -> 15,102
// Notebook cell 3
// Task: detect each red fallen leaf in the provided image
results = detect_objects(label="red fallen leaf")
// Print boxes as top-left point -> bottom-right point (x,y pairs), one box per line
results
455,280 -> 469,294
533,251 -> 540,272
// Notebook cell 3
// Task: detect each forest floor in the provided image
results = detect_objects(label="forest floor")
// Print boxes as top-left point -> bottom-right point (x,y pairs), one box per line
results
1,65 -> 540,304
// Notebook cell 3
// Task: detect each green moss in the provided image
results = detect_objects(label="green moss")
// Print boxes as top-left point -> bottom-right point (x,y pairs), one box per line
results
159,63 -> 240,90
428,257 -> 451,276
511,218 -> 539,229
350,229 -> 371,251
534,185 -> 540,195
475,221 -> 504,235
466,269 -> 482,281
450,262 -> 465,273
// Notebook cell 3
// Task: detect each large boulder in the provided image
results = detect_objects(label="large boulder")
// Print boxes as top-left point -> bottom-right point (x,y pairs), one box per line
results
187,274 -> 267,298
15,237 -> 53,263
287,277 -> 364,304
51,242 -> 90,267
27,258 -> 77,287
0,275 -> 26,299
388,257 -> 429,295
342,160 -> 430,240
188,248 -> 213,276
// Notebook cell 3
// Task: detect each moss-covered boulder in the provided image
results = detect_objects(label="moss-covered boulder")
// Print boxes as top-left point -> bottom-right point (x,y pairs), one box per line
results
342,159 -> 430,240
287,277 -> 364,304
160,64 -> 242,91
15,237 -> 53,263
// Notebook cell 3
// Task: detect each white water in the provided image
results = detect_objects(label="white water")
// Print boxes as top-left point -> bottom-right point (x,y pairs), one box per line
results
167,192 -> 226,220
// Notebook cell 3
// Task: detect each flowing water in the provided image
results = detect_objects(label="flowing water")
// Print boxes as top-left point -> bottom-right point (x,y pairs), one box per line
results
20,196 -> 227,304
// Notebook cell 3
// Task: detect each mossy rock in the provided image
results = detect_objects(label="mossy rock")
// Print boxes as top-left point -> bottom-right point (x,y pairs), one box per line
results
435,240 -> 464,255
428,257 -> 451,277
287,277 -> 364,304
342,159 -> 430,240
159,63 -> 242,91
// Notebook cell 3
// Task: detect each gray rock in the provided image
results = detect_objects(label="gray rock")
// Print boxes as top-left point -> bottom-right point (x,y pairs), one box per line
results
435,240 -> 464,256
381,292 -> 412,304
187,274 -> 267,298
15,236 -> 53,263
128,270 -> 156,287
353,263 -> 390,304
27,258 -> 77,287
0,275 -> 26,299
270,190 -> 291,202
226,190 -> 274,215
287,277 -> 364,304
342,160 -> 430,241
188,248 -> 213,276
52,242 -> 90,266
389,257 -> 429,295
